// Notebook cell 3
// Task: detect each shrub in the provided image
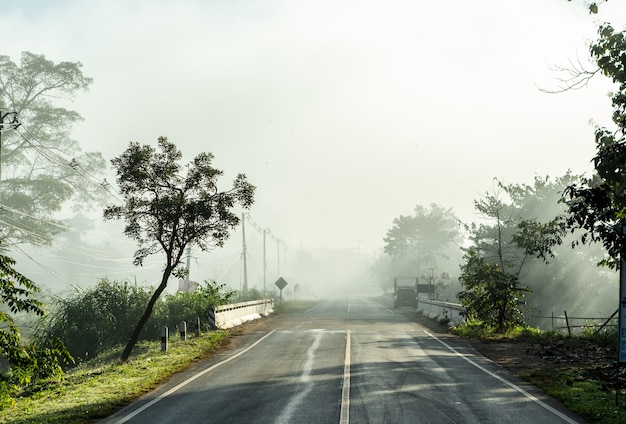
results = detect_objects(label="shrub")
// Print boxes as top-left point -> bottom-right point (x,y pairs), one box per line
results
34,279 -> 152,361
34,279 -> 238,362
153,280 -> 238,334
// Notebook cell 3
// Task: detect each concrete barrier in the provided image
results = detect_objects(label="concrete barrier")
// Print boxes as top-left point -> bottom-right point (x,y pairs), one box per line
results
215,299 -> 274,329
417,297 -> 465,326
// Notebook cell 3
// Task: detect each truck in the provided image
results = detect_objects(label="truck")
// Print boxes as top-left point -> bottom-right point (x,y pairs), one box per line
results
393,277 -> 418,309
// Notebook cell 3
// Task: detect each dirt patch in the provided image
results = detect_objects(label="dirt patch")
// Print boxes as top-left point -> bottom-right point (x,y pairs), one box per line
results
462,331 -> 618,389
411,313 -> 620,387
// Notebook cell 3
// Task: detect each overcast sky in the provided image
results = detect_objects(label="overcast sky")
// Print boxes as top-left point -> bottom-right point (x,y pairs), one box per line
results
2,0 -> 626,291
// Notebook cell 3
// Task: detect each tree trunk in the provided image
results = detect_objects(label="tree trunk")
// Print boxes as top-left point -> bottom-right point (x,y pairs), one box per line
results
120,269 -> 171,362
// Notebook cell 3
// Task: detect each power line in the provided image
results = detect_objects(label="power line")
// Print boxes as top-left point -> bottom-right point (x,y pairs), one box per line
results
14,123 -> 123,202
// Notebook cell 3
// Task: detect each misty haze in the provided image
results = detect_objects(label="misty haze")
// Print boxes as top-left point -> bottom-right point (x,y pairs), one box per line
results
1,1 -> 625,423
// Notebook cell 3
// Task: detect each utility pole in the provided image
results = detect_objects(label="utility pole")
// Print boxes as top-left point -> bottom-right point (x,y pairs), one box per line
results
263,228 -> 267,294
184,246 -> 192,288
241,212 -> 248,297
276,238 -> 280,277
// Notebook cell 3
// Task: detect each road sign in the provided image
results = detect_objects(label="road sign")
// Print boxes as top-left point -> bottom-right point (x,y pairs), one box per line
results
275,277 -> 288,290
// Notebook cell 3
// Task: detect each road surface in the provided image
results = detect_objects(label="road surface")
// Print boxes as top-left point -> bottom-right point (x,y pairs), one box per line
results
101,297 -> 587,423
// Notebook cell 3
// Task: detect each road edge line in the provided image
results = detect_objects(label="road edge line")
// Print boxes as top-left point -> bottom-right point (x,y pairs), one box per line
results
114,330 -> 276,424
423,330 -> 580,424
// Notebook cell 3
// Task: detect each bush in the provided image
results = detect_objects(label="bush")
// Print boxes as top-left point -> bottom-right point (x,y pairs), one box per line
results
34,279 -> 152,361
579,325 -> 617,349
34,279 -> 238,362
152,281 -> 236,334
0,381 -> 16,410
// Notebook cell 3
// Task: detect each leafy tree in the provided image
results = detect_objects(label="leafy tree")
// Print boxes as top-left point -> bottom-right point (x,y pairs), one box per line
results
458,247 -> 528,332
460,174 -> 616,330
0,250 -> 72,406
105,137 -> 254,361
560,22 -> 626,270
509,174 -> 615,323
382,203 -> 460,285
458,187 -> 532,331
0,52 -> 108,245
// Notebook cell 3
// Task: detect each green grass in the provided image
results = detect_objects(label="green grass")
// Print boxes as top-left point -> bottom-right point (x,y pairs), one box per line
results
0,330 -> 231,424
451,319 -> 626,423
522,368 -> 626,424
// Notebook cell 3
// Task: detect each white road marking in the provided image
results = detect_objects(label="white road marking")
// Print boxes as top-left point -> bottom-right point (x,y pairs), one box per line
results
275,331 -> 324,422
340,329 -> 351,424
424,330 -> 581,424
114,331 -> 276,424
304,303 -> 322,314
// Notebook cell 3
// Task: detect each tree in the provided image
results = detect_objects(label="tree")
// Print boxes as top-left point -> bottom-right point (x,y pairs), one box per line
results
0,52 -> 108,246
458,247 -> 527,332
560,23 -> 626,269
104,137 -> 255,361
0,250 -> 72,405
458,186 -> 532,331
382,203 -> 460,285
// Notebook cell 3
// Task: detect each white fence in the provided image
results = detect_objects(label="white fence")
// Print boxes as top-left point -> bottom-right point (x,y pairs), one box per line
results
417,297 -> 465,326
214,299 -> 274,329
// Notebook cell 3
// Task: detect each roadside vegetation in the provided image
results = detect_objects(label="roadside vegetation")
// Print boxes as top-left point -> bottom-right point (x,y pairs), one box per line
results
0,328 -> 232,424
451,319 -> 624,424
0,277 -> 242,413
0,300 -> 308,424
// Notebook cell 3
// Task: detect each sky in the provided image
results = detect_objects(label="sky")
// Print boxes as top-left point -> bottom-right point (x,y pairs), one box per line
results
2,0 -> 626,294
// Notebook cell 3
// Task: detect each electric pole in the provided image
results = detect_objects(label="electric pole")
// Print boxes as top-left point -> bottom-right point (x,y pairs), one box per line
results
263,228 -> 268,295
184,246 -> 192,289
241,212 -> 248,297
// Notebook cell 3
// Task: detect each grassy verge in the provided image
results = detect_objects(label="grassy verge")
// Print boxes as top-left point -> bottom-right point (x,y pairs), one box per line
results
522,368 -> 625,424
451,320 -> 626,424
0,301 -> 317,423
0,330 -> 231,424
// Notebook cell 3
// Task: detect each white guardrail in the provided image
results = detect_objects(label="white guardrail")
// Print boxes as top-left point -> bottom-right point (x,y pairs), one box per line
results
214,299 -> 274,329
417,297 -> 465,326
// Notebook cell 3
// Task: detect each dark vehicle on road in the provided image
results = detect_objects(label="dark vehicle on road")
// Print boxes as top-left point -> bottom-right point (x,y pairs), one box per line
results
393,279 -> 417,309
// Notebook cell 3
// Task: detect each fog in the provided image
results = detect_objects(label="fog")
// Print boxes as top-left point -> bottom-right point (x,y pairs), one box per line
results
2,1 -> 625,322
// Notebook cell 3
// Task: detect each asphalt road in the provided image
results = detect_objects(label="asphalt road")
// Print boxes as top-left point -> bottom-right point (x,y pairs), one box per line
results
100,297 -> 587,423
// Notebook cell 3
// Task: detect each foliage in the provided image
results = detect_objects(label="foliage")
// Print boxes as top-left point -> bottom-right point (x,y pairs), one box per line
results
457,248 -> 530,333
557,19 -> 626,269
34,279 -> 237,362
381,203 -> 460,288
0,330 -> 231,422
579,325 -> 617,349
0,52 -> 108,246
34,279 -> 153,361
459,173 -> 618,331
458,184 -> 542,332
156,280 -> 237,333
236,287 -> 265,302
0,251 -> 72,408
104,136 -> 254,361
